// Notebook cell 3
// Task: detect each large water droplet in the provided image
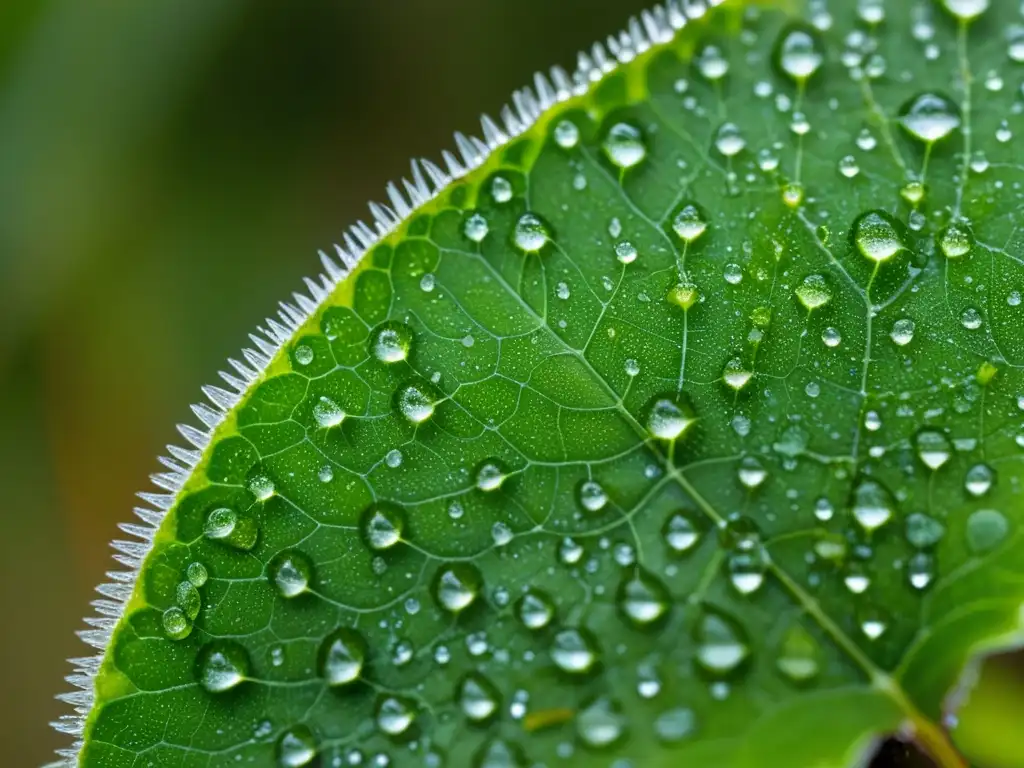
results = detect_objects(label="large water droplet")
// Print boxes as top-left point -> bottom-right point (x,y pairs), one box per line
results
319,628 -> 366,686
516,589 -> 555,630
776,26 -> 824,82
457,672 -> 501,722
361,503 -> 406,551
249,473 -> 275,501
655,708 -> 696,744
899,93 -> 961,143
795,274 -> 832,310
890,318 -> 915,346
277,725 -> 318,767
577,479 -> 608,513
464,213 -> 489,243
714,122 -> 746,157
577,696 -> 626,749
671,204 -> 708,243
433,563 -> 483,613
737,456 -> 768,489
646,396 -> 697,440
197,641 -> 250,693
617,568 -> 671,627
694,608 -> 750,677
667,279 -> 701,310
663,510 -> 702,554
696,44 -> 729,80
371,323 -> 413,364
553,119 -> 580,149
476,460 -> 508,491
966,509 -> 1010,554
853,210 -> 904,263
915,428 -> 952,470
269,549 -> 313,598
727,548 -> 769,595
776,623 -> 820,683
941,0 -> 989,21
851,477 -> 895,532
939,222 -> 973,258
964,463 -> 995,497
203,507 -> 258,551
905,512 -> 946,549
514,213 -> 550,253
376,695 -> 417,736
722,358 -> 752,391
551,627 -> 600,674
396,384 -> 435,424
602,122 -> 647,169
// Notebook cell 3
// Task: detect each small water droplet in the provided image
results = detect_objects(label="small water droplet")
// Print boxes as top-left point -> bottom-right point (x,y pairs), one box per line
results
476,460 -> 507,492
269,549 -> 313,598
795,274 -> 832,310
203,507 -> 258,551
723,358 -> 753,391
197,641 -> 250,693
654,708 -> 696,744
602,122 -> 647,169
516,589 -> 555,630
939,222 -> 973,258
162,606 -> 192,641
853,210 -> 904,262
646,396 -> 697,440
776,624 -> 820,683
851,477 -> 895,532
696,44 -> 729,80
396,384 -> 435,424
576,696 -> 626,749
915,429 -> 952,470
890,318 -> 916,346
822,327 -> 842,347
672,204 -> 708,243
186,561 -> 208,588
899,93 -> 961,143
458,672 -> 501,722
294,345 -> 314,366
714,122 -> 746,157
319,628 -> 366,686
940,0 -> 989,22
513,213 -> 549,253
577,479 -> 608,513
737,456 -> 768,489
551,627 -> 600,674
361,503 -> 406,551
615,241 -> 638,264
465,213 -> 489,242
553,119 -> 580,149
376,695 -> 416,737
277,726 -> 318,767
908,552 -> 936,590
491,176 -> 513,203
617,568 -> 671,627
905,512 -> 946,549
433,563 -> 483,613
859,606 -> 888,640
694,608 -> 750,677
371,323 -> 413,364
961,307 -> 983,330
666,278 -> 701,310
664,510 -> 702,553
776,26 -> 824,82
965,463 -> 995,497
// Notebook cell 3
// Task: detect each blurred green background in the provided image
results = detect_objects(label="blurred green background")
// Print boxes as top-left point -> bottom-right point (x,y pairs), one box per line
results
0,1 -> 1019,766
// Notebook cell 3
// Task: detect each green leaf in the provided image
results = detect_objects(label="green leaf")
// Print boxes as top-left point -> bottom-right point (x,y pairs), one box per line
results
56,1 -> 1024,766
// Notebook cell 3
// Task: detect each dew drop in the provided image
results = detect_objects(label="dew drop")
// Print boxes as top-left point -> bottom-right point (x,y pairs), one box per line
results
964,463 -> 995,497
491,176 -> 513,203
723,263 -> 743,285
843,562 -> 871,594
553,119 -> 580,149
838,155 -> 860,178
458,672 -> 501,722
890,318 -> 915,346
361,503 -> 406,551
277,726 -> 318,767
694,608 -> 750,677
577,696 -> 626,749
269,549 -> 313,598
513,213 -> 549,253
737,456 -> 768,489
905,512 -> 946,549
915,429 -> 952,470
966,509 -> 1010,554
474,739 -> 527,768
318,628 -> 366,686
851,477 -> 895,532
940,0 -> 989,21
615,241 -> 638,264
516,589 -> 555,630
186,561 -> 208,588
577,479 -> 608,514
293,344 -> 314,366
672,204 -> 708,243
776,26 -> 824,82
396,384 -> 435,424
197,641 -> 250,693
727,547 -> 768,595
939,222 -> 973,258
899,93 -> 961,143
162,606 -> 192,641
248,473 -> 275,501
822,327 -> 842,347
376,695 -> 416,737
663,511 -> 702,553
908,552 -> 936,590
655,708 -> 696,744
666,279 -> 701,310
464,213 -> 489,243
859,607 -> 888,640
203,507 -> 258,551
312,396 -> 345,429
722,358 -> 753,391
714,122 -> 746,157
961,307 -> 983,330
776,624 -> 820,683
853,210 -> 904,262
551,627 -> 600,674
433,563 -> 483,613
371,323 -> 413,364
696,44 -> 729,80
814,497 -> 834,522
602,122 -> 647,169
476,460 -> 507,492
795,274 -> 832,310
646,397 -> 697,440
617,568 -> 671,627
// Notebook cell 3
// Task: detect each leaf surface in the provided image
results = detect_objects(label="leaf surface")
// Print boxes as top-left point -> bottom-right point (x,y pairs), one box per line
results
61,1 -> 1024,766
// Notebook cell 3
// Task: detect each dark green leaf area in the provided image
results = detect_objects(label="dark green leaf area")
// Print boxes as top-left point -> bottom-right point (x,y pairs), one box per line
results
83,3 -> 1024,767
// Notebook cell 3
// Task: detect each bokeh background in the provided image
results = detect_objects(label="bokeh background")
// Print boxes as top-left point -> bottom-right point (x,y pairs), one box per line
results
0,1 -> 1019,766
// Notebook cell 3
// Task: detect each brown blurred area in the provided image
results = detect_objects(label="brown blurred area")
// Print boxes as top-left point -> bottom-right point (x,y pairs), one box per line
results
0,2 -> 1020,767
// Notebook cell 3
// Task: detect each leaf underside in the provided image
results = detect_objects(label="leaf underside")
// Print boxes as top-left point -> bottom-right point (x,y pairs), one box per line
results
66,1 -> 1024,766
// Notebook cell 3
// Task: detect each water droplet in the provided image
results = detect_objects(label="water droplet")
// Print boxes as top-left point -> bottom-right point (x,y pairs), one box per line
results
737,456 -> 767,489
905,513 -> 946,549
962,307 -> 983,330
694,608 -> 750,677
915,429 -> 952,470
672,204 -> 707,243
371,323 -> 413,364
318,465 -> 334,483
776,624 -> 820,683
175,580 -> 201,620
838,155 -> 860,178
294,345 -> 314,366
312,396 -> 346,429
966,509 -> 1010,554
723,358 -> 752,391
559,537 -> 584,565
795,274 -> 832,310
723,263 -> 743,285
776,26 -> 824,82
551,627 -> 599,674
965,463 -> 995,497
646,396 -> 697,440
248,473 -> 275,501
577,696 -> 626,749
908,552 -> 936,590
782,182 -> 805,208
203,507 -> 258,551
162,606 -> 192,640
553,119 -> 580,149
615,241 -> 638,264
361,503 -> 406,551
899,93 -> 961,143
890,318 -> 916,346
602,122 -> 647,169
859,607 -> 888,640
844,562 -> 871,594
822,327 -> 842,347
851,477 -> 895,532
514,213 -> 549,252
666,279 -> 701,310
516,589 -> 555,630
277,726 -> 318,767
814,497 -> 834,521
577,479 -> 608,513
396,384 -> 435,424
714,122 -> 746,157
476,460 -> 508,491
186,561 -> 208,587
939,222 -> 973,258
696,44 -> 729,80
197,641 -> 250,693
853,210 -> 904,262
491,176 -> 513,203
465,213 -> 489,242
940,0 -> 989,22
654,708 -> 696,743
269,549 -> 313,598
376,695 -> 416,737
456,672 -> 501,723
663,511 -> 702,553
474,739 -> 527,768
433,563 -> 483,613
319,628 -> 366,686
617,568 -> 671,627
